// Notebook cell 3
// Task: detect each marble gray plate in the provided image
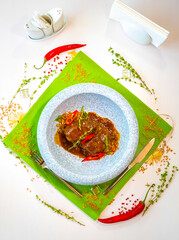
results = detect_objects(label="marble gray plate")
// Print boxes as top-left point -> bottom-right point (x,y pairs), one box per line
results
37,83 -> 139,185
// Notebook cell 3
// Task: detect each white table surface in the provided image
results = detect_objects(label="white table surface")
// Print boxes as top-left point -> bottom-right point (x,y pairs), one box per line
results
0,0 -> 179,240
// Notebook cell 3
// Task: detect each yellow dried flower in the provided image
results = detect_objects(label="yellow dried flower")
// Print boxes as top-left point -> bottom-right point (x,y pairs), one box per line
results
68,50 -> 77,61
8,112 -> 25,128
146,148 -> 163,165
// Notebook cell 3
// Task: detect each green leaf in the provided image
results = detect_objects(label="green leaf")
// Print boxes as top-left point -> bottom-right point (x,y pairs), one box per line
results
54,115 -> 62,121
84,112 -> 88,118
80,106 -> 84,115
105,135 -> 110,154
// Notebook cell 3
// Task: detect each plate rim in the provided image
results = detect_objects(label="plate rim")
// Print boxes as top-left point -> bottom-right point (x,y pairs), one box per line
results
37,83 -> 139,185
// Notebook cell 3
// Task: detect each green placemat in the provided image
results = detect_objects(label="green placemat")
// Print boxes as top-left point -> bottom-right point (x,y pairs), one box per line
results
3,51 -> 172,220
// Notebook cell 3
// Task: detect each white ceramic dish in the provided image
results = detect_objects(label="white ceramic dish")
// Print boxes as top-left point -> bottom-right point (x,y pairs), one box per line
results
27,17 -> 67,41
37,83 -> 139,185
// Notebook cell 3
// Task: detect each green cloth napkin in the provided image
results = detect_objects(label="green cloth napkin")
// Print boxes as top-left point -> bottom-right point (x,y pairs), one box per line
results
3,51 -> 172,220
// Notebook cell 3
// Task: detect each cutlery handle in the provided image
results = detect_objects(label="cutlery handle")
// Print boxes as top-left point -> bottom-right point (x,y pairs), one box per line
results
103,166 -> 130,195
47,168 -> 83,198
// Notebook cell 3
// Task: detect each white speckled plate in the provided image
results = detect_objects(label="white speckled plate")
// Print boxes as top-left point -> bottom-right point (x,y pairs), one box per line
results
37,83 -> 139,185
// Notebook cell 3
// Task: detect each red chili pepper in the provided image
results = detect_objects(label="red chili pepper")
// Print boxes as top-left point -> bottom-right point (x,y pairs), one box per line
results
81,134 -> 95,144
98,184 -> 154,224
82,153 -> 106,162
34,44 -> 86,69
65,110 -> 78,125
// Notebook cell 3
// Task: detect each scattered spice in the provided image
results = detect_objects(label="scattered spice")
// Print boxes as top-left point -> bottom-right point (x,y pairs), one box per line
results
140,138 -> 176,174
137,111 -> 175,173
34,44 -> 86,69
83,204 -> 87,208
108,198 -> 115,205
141,113 -> 164,143
86,194 -> 98,201
98,184 -> 154,223
83,187 -> 110,210
0,47 -> 177,224
11,123 -> 36,156
61,62 -> 97,84
91,185 -> 101,195
139,165 -> 148,174
87,201 -> 100,211
0,100 -> 23,138
26,188 -> 31,192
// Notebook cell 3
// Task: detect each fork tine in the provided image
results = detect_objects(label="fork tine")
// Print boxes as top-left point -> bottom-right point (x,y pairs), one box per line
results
30,151 -> 83,197
31,151 -> 44,165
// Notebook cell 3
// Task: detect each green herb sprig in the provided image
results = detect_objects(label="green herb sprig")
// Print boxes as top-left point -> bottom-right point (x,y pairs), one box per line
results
10,62 -> 57,107
36,195 -> 85,226
108,47 -> 157,100
54,115 -> 62,121
79,106 -> 84,130
105,135 -> 110,155
79,106 -> 88,130
10,62 -> 28,103
68,127 -> 93,150
29,70 -> 57,107
143,162 -> 179,215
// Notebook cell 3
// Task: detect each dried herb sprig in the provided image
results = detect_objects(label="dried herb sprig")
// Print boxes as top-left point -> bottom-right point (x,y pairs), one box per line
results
10,62 -> 57,107
29,70 -> 57,107
108,47 -> 157,100
36,195 -> 85,226
10,62 -> 32,103
143,162 -> 179,215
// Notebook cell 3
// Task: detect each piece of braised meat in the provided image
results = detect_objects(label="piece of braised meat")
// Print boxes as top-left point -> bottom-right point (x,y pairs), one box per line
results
55,110 -> 120,159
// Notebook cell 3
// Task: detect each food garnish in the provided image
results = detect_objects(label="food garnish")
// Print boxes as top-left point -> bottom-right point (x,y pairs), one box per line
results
142,162 -> 179,215
79,105 -> 87,130
54,115 -> 62,121
81,134 -> 95,145
108,47 -> 157,100
65,110 -> 78,125
34,44 -> 86,69
36,195 -> 85,226
98,184 -> 154,224
105,135 -> 110,154
54,107 -> 120,160
68,127 -> 93,151
82,153 -> 106,162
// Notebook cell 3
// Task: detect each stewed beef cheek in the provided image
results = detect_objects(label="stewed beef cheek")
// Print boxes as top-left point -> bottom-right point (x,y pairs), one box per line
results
54,112 -> 120,158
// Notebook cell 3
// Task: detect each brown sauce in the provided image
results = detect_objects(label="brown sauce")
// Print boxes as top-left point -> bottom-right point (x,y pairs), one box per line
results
54,110 -> 120,159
